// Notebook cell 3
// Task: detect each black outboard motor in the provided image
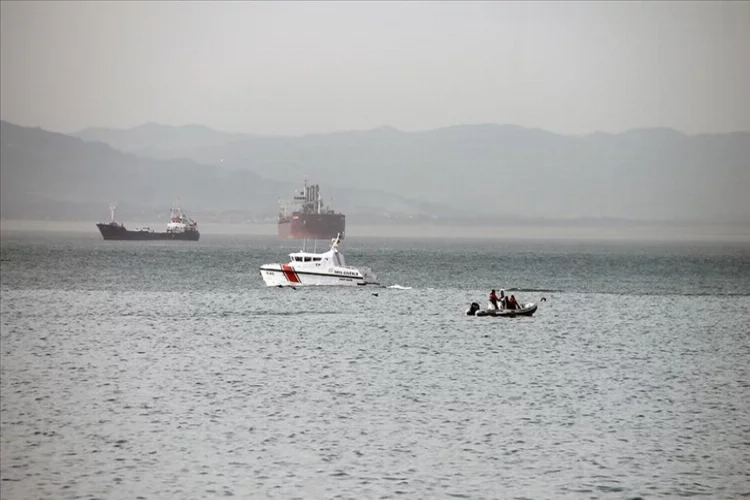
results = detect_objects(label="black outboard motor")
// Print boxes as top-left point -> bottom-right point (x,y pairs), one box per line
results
466,302 -> 481,316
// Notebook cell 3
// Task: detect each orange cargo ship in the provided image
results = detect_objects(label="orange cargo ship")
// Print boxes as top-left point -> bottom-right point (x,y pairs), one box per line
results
278,178 -> 346,240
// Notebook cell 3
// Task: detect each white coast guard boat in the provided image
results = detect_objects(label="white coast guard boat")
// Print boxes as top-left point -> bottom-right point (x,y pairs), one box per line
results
259,234 -> 379,287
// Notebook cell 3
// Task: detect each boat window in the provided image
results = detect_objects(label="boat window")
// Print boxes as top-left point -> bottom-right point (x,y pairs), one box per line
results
313,257 -> 321,261
304,257 -> 311,262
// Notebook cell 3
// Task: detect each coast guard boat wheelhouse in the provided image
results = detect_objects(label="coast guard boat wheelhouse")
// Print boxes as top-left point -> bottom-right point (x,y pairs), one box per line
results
259,234 -> 378,287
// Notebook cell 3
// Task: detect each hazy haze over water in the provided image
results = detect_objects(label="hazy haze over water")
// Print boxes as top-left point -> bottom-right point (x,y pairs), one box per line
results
2,221 -> 750,243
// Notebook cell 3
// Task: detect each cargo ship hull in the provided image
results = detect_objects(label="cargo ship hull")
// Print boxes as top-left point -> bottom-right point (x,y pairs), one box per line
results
96,201 -> 200,241
278,213 -> 345,240
97,223 -> 200,241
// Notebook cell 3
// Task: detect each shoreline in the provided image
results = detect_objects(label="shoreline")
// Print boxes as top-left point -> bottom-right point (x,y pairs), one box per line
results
1,219 -> 749,243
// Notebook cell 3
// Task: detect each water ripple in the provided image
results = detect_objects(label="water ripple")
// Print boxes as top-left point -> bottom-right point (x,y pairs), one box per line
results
1,234 -> 749,499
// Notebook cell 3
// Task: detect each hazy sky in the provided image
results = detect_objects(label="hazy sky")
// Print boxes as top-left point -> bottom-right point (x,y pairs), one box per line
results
2,1 -> 749,136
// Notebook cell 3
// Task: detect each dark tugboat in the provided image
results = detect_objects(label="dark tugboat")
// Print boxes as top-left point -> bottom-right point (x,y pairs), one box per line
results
96,201 -> 200,241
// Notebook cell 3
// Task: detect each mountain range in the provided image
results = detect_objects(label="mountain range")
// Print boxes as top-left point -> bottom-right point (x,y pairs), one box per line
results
1,121 -> 457,223
75,122 -> 750,224
2,120 -> 748,226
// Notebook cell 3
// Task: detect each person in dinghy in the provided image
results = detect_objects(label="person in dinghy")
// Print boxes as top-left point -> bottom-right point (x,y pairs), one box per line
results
489,289 -> 500,310
499,289 -> 507,309
507,294 -> 519,310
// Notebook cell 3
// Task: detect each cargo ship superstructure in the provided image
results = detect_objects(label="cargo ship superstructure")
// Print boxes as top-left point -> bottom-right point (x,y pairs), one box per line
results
278,178 -> 345,240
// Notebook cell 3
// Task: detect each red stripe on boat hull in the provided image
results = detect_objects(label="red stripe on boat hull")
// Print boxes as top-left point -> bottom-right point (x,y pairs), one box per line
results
282,265 -> 300,283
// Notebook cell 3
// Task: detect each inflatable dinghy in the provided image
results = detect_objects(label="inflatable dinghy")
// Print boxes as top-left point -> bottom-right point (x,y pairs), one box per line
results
466,301 -> 538,317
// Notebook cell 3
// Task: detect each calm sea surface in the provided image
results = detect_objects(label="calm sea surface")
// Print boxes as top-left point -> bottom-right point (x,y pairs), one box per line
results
1,231 -> 749,499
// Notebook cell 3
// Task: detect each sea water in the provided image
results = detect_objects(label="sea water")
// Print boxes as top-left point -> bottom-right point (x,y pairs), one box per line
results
1,231 -> 749,499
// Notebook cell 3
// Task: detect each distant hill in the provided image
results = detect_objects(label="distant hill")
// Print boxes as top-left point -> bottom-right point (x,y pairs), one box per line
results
1,121 -> 461,223
74,122 -> 250,160
73,122 -> 750,224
